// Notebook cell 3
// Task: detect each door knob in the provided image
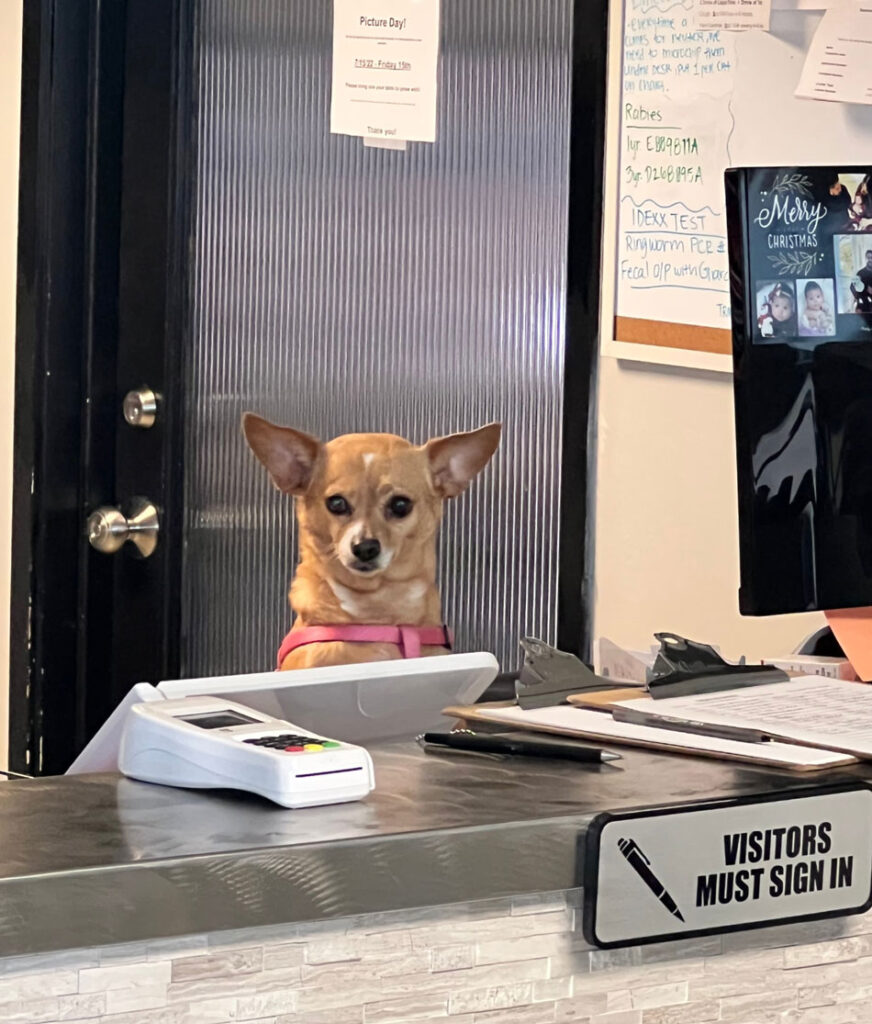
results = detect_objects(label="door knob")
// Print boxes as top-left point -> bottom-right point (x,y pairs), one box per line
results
87,499 -> 160,558
122,387 -> 158,428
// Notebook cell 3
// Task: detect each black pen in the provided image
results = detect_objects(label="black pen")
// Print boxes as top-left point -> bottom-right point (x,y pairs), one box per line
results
617,837 -> 684,922
420,731 -> 621,764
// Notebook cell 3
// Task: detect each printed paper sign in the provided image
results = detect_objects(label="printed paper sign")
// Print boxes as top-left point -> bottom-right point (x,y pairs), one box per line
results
694,0 -> 771,32
331,0 -> 441,143
796,2 -> 872,106
584,786 -> 872,947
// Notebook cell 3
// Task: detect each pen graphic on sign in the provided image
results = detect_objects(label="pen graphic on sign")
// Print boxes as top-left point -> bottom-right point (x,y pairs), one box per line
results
617,838 -> 685,923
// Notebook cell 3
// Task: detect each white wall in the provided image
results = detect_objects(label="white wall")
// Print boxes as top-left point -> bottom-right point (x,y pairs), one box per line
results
0,3 -> 23,770
592,0 -> 824,664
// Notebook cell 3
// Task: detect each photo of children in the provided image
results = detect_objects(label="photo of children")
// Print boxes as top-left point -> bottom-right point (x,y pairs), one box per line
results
835,235 -> 872,313
755,281 -> 797,339
797,279 -> 836,337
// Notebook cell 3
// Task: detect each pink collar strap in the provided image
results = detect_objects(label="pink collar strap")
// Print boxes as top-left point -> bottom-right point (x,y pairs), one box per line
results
277,624 -> 453,668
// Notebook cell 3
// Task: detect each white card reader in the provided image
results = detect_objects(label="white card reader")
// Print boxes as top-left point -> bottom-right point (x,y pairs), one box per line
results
118,695 -> 375,808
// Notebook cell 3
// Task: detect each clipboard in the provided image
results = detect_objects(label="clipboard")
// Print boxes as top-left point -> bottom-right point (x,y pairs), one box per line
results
440,702 -> 857,772
580,675 -> 872,762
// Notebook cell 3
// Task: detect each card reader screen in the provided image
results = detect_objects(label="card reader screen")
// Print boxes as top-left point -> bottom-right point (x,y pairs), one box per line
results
178,710 -> 261,729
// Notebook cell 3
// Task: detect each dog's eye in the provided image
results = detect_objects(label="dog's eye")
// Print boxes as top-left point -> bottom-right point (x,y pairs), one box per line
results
386,495 -> 414,519
325,495 -> 351,516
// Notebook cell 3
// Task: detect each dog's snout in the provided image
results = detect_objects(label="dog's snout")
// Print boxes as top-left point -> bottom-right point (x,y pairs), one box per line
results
352,538 -> 381,563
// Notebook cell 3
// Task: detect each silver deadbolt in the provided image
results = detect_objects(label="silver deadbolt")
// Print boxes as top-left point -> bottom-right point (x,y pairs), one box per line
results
87,499 -> 160,558
122,387 -> 158,429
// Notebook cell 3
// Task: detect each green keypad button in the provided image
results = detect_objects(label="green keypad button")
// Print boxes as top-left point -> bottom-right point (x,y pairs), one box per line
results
321,741 -> 341,749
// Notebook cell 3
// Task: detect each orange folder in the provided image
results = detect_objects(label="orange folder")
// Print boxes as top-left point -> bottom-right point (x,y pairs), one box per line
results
825,608 -> 872,683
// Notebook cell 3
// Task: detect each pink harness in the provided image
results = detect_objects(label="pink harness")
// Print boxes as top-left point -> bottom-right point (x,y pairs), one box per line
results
277,624 -> 453,668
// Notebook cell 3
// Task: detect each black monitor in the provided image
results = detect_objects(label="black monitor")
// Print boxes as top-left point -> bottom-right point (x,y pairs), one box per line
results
726,166 -> 872,616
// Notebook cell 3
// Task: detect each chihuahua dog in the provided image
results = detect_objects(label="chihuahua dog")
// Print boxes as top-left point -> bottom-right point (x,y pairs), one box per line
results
242,414 -> 501,670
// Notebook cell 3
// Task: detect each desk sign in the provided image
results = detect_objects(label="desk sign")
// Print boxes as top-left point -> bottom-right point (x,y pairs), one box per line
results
582,783 -> 872,948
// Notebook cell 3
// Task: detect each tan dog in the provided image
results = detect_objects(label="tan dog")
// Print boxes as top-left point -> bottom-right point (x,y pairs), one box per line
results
242,415 -> 501,670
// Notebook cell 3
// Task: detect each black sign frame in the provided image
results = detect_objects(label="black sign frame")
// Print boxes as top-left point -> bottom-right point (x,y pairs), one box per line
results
581,781 -> 872,949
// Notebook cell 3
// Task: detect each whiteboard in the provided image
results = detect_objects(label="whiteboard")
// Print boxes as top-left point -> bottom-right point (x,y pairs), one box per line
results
605,1 -> 872,371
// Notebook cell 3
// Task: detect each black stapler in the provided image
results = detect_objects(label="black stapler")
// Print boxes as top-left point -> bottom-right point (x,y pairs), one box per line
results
646,632 -> 787,699
514,637 -> 617,710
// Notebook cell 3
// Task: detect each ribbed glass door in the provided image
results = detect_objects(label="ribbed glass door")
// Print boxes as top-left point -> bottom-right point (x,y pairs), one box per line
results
182,0 -> 572,676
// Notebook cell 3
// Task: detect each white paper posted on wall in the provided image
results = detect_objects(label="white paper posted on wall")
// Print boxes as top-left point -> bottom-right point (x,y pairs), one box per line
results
693,0 -> 771,32
796,2 -> 872,106
331,0 -> 441,143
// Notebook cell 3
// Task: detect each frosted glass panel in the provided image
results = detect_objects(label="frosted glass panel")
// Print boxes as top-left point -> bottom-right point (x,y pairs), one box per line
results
182,0 -> 571,676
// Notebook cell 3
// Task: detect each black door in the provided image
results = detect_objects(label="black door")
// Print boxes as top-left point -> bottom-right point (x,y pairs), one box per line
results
13,0 -> 192,774
12,0 -> 606,775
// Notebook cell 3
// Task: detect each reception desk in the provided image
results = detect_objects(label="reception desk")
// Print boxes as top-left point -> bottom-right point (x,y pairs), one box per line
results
0,743 -> 870,1023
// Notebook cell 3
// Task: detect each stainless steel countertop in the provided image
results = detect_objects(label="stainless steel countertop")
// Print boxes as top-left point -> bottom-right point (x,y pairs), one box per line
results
0,743 -> 855,956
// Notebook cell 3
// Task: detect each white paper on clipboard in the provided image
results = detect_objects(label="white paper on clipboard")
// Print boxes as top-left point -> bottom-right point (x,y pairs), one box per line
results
457,703 -> 853,769
618,675 -> 872,758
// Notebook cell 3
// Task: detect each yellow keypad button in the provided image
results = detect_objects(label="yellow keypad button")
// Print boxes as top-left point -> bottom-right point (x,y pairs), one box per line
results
303,743 -> 324,752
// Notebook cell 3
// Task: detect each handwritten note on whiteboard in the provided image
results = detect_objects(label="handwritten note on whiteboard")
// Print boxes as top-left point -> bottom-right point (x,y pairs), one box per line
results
616,0 -> 737,350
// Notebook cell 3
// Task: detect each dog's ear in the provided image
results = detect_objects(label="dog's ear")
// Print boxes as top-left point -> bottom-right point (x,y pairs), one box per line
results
424,423 -> 502,498
242,413 -> 322,495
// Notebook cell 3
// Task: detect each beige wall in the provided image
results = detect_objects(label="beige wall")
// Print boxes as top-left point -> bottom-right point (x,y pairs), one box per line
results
592,358 -> 825,664
0,3 -> 23,771
592,0 -> 824,665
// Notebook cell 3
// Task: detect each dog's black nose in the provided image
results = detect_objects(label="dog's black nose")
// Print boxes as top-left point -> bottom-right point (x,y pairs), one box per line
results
352,538 -> 381,563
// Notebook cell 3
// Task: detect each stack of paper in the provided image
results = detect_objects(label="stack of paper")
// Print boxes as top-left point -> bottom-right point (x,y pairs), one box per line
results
443,695 -> 856,772
613,676 -> 872,759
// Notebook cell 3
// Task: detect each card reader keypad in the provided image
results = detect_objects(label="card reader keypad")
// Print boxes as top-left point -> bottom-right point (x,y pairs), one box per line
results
242,733 -> 342,753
